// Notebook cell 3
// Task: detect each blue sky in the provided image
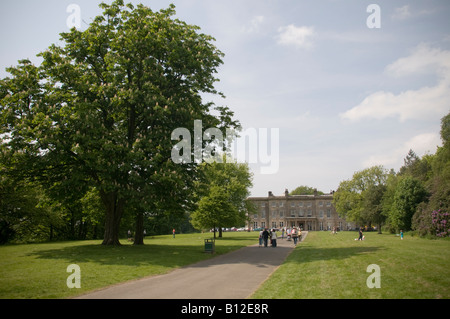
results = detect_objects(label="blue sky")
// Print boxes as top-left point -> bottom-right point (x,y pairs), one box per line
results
1,0 -> 449,196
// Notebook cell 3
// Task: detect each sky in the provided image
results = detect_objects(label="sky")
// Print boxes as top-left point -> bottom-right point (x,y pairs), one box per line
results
1,0 -> 449,197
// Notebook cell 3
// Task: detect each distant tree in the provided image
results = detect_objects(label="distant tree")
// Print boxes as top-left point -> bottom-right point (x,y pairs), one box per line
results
412,112 -> 450,236
290,186 -> 324,195
333,165 -> 388,227
399,149 -> 433,182
388,176 -> 427,232
363,183 -> 387,233
190,160 -> 252,238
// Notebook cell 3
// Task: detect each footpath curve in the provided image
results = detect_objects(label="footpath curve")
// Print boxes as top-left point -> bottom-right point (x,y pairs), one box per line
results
76,231 -> 307,299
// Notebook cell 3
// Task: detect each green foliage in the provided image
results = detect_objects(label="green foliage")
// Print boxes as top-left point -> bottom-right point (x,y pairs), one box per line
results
290,185 -> 324,195
0,1 -> 238,244
335,112 -> 450,237
411,114 -> 450,236
388,176 -> 427,231
333,165 -> 388,227
190,159 -> 253,235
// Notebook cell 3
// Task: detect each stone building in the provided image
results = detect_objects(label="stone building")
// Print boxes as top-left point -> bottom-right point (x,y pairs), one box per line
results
248,189 -> 355,231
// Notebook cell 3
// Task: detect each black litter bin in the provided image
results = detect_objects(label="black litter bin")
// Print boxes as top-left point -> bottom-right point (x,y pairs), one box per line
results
204,238 -> 215,254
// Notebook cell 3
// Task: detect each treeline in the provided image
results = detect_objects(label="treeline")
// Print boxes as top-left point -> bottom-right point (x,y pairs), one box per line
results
333,112 -> 450,237
0,179 -> 194,244
0,159 -> 253,244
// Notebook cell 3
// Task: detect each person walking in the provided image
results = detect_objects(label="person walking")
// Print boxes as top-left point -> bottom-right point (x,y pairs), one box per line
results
281,228 -> 285,240
358,228 -> 363,241
172,228 -> 176,238
262,228 -> 269,247
292,227 -> 298,245
259,229 -> 263,247
271,229 -> 277,247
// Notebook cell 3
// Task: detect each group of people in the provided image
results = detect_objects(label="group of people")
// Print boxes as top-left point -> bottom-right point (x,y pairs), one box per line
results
259,227 -> 303,247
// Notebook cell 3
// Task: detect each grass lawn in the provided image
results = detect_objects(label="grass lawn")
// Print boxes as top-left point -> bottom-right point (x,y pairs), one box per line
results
2,231 -> 449,299
0,231 -> 258,299
250,231 -> 450,299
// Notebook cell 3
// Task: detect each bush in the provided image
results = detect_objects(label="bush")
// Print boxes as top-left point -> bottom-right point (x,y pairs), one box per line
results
431,209 -> 449,238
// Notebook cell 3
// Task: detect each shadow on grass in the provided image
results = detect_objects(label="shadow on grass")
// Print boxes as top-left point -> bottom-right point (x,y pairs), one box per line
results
24,240 -> 256,269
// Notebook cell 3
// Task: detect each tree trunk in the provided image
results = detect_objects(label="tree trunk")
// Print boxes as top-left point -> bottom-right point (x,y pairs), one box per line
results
134,211 -> 144,245
100,191 -> 125,245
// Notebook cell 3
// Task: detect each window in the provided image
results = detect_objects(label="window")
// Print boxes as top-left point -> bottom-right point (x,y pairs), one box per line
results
290,209 -> 295,217
319,210 -> 324,218
291,202 -> 296,207
307,209 -> 312,217
272,210 -> 277,217
298,202 -> 303,207
299,209 -> 304,217
319,201 -> 323,207
327,209 -> 331,218
253,222 -> 258,228
272,222 -> 277,228
261,202 -> 266,207
307,202 -> 312,207
279,210 -> 284,217
261,222 -> 265,228
280,222 -> 284,228
326,201 -> 331,207
279,202 -> 284,207
272,202 -> 277,207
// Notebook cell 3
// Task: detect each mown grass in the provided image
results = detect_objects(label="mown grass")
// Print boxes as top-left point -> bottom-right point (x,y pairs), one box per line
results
0,231 -> 258,299
250,231 -> 450,299
2,231 -> 449,299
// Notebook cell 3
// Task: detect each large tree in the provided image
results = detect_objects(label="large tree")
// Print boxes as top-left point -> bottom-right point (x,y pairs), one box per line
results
0,1 -> 238,245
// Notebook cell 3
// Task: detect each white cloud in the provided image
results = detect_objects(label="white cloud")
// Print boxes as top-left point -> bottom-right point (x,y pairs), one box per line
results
340,44 -> 450,122
363,132 -> 442,168
392,5 -> 435,21
276,24 -> 315,49
242,15 -> 265,33
340,83 -> 449,122
385,43 -> 450,78
392,5 -> 412,20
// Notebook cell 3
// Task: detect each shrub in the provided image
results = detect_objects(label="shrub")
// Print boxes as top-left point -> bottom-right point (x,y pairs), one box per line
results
431,209 -> 449,238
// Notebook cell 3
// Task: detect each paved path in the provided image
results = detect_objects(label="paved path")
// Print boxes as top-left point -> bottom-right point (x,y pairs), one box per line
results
76,232 -> 307,299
